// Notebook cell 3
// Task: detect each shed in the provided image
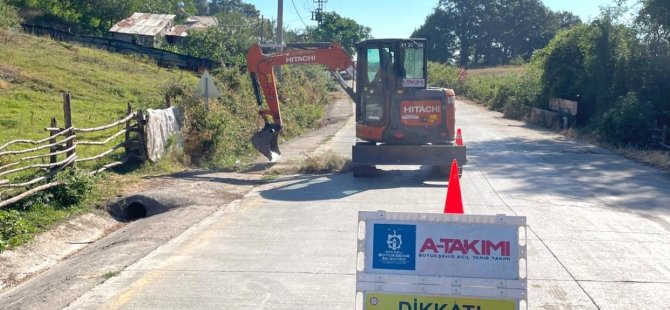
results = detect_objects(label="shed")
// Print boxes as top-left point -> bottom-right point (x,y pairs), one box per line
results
109,13 -> 176,47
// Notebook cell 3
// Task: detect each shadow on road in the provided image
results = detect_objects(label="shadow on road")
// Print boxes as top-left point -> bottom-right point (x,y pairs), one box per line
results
258,166 -> 449,202
466,136 -> 670,213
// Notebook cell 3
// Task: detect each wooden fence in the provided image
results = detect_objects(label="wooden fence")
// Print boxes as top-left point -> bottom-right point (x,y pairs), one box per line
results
21,24 -> 220,72
0,93 -> 146,208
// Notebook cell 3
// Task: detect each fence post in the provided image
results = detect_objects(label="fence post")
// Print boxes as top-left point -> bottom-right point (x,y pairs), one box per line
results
49,117 -> 59,165
136,110 -> 146,161
63,92 -> 75,167
124,103 -> 132,158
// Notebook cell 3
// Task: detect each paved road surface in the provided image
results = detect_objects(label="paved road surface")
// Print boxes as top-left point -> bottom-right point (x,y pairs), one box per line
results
12,98 -> 670,309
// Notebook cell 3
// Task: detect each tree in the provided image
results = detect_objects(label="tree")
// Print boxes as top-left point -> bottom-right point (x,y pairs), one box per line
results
413,8 -> 458,64
303,12 -> 371,55
9,0 -> 200,33
210,0 -> 259,18
638,0 -> 670,32
177,11 -> 259,64
413,0 -> 581,66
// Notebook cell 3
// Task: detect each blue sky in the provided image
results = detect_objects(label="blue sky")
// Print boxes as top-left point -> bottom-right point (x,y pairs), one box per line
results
247,0 -> 616,39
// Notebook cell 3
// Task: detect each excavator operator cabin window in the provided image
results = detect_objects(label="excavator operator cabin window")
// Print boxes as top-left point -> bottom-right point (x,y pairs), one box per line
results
404,47 -> 424,79
366,49 -> 381,83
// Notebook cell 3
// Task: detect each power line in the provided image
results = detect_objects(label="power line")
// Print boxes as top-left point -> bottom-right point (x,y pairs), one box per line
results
290,0 -> 309,27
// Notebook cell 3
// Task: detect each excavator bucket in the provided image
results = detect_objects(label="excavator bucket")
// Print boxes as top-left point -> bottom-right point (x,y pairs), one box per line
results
252,124 -> 282,161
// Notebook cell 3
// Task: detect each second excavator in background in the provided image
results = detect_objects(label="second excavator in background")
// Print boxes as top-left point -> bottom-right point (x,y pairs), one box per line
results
246,38 -> 466,177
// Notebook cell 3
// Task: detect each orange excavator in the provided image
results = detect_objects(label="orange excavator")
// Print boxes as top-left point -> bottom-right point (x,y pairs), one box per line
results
246,39 -> 466,177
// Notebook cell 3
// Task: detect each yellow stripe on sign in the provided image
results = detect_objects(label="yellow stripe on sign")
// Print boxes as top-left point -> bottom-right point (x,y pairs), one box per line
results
365,292 -> 517,310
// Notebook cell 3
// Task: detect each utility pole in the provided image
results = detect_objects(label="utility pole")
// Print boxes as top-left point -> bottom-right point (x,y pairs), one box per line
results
312,0 -> 327,25
276,0 -> 283,52
260,15 -> 264,44
276,0 -> 284,78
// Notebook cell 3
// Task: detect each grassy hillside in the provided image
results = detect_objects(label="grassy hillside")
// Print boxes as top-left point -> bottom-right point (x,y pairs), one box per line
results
0,31 -> 198,143
0,31 -> 196,251
0,29 -> 336,252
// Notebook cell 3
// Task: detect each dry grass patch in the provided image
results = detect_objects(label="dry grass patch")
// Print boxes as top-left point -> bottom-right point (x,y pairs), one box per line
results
298,151 -> 351,174
614,147 -> 670,170
263,150 -> 351,177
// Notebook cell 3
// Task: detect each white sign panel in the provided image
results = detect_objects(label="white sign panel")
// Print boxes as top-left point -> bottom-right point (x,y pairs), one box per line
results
358,212 -> 526,280
195,70 -> 221,98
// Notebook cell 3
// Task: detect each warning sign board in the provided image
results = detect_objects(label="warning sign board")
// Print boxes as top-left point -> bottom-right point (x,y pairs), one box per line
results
356,211 -> 527,310
359,212 -> 526,280
364,292 -> 517,310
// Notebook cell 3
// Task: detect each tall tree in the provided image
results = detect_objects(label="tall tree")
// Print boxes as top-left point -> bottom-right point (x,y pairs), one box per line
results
638,0 -> 670,31
413,8 -> 458,64
210,0 -> 259,18
413,0 -> 581,66
303,12 -> 371,55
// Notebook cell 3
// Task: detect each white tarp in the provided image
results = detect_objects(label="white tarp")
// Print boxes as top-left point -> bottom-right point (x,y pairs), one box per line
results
145,107 -> 183,162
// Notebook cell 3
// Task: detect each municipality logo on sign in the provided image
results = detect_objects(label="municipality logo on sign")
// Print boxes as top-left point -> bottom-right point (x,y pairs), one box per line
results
373,224 -> 416,270
387,230 -> 402,250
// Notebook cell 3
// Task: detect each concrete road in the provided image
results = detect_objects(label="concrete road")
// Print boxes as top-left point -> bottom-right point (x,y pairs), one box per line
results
59,100 -> 670,309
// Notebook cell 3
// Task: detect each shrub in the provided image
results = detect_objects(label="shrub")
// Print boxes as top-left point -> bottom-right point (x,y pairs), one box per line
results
0,0 -> 21,29
0,210 -> 28,252
598,92 -> 654,146
179,65 -> 331,169
50,169 -> 95,206
428,62 -> 541,120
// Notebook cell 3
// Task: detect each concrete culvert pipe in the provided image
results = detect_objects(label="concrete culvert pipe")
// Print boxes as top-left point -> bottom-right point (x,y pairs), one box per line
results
126,201 -> 147,219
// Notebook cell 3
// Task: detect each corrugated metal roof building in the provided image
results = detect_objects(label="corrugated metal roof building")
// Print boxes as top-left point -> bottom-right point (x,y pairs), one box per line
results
109,13 -> 176,47
165,16 -> 219,45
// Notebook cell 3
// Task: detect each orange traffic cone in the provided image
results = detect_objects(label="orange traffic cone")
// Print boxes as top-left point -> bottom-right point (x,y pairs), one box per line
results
443,159 -> 464,214
455,128 -> 464,146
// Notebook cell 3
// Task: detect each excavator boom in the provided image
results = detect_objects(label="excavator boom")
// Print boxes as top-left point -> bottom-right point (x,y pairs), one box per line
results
246,43 -> 355,161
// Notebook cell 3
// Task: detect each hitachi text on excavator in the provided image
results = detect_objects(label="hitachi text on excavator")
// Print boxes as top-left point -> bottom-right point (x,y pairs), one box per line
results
246,39 -> 466,177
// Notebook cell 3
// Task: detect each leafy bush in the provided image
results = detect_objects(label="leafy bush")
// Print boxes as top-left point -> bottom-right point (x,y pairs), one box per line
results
0,0 -> 21,29
428,62 -> 541,120
598,92 -> 655,146
0,210 -> 28,252
533,19 -> 647,125
179,65 -> 331,169
50,169 -> 95,206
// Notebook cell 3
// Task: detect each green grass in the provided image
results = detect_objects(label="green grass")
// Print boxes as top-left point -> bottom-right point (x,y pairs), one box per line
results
0,30 -> 197,144
0,30 -> 334,253
102,270 -> 120,279
0,30 -> 198,182
0,30 -> 197,252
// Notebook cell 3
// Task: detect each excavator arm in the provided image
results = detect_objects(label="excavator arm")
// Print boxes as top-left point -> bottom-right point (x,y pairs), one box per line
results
246,43 -> 355,161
